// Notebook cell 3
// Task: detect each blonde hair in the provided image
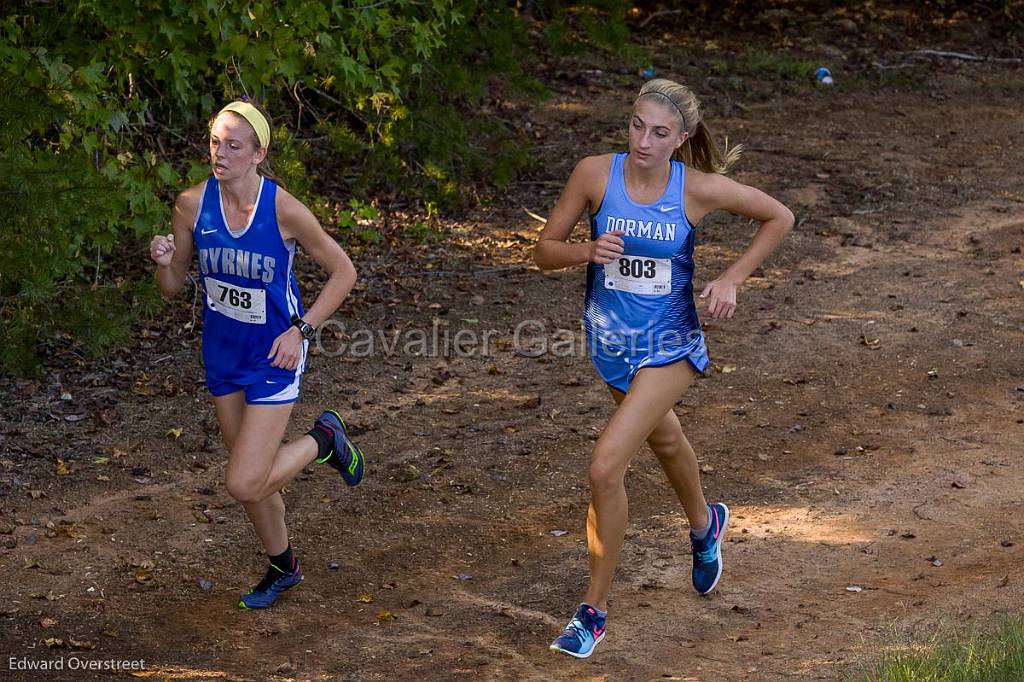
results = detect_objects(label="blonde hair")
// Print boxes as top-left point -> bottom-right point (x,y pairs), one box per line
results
636,78 -> 742,174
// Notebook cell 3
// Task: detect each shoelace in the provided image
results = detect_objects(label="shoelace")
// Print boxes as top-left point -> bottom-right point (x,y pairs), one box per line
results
563,617 -> 591,643
696,545 -> 717,563
693,533 -> 719,564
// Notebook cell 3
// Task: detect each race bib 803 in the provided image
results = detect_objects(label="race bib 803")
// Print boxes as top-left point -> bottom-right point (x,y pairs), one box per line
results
604,256 -> 672,296
205,276 -> 267,324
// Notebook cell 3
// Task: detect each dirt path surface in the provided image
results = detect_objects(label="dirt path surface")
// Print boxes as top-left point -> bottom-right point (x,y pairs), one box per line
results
3,34 -> 1023,682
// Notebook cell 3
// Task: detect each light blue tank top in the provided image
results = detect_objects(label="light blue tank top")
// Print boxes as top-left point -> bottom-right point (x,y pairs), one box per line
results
584,153 -> 702,352
193,176 -> 305,384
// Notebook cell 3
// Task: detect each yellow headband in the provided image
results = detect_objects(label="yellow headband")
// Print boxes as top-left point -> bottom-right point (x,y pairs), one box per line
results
218,101 -> 270,149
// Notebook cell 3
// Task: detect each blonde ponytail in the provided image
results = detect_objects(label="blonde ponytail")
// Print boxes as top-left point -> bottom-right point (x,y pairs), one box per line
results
681,120 -> 742,174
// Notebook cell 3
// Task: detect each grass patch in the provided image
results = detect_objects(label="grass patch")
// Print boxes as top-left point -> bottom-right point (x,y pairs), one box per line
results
711,49 -> 818,81
858,615 -> 1024,681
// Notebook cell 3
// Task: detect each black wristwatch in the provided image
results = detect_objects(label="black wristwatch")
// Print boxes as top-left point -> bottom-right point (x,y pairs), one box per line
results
290,315 -> 316,340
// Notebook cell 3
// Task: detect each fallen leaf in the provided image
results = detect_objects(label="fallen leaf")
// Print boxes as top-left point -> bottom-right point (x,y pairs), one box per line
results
376,609 -> 395,622
356,594 -> 374,603
69,638 -> 96,651
135,566 -> 153,583
94,457 -> 110,465
40,616 -> 59,629
397,464 -> 421,483
860,334 -> 881,350
56,522 -> 86,539
166,427 -> 183,440
55,459 -> 71,476
43,638 -> 65,648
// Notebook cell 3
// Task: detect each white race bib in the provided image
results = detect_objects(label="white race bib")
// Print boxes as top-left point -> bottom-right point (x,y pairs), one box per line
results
205,277 -> 267,324
604,256 -> 672,296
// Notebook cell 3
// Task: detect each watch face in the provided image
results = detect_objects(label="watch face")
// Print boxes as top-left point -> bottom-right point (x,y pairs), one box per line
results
301,324 -> 315,340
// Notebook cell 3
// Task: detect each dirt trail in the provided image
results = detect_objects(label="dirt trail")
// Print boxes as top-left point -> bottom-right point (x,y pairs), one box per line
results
2,64 -> 1023,681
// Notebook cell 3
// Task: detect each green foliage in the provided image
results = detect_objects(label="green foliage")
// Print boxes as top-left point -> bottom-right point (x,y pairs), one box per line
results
858,615 -> 1024,681
0,0 -> 659,373
335,199 -> 382,244
0,1 -> 542,372
711,49 -> 818,82
537,0 -> 647,68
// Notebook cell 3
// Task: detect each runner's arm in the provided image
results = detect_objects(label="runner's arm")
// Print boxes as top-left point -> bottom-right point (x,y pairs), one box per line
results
689,172 -> 793,319
277,190 -> 356,329
534,156 -> 618,270
153,188 -> 199,298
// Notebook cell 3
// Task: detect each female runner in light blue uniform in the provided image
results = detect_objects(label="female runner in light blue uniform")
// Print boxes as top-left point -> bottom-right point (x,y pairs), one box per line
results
585,150 -> 709,391
535,78 -> 793,658
150,100 -> 365,609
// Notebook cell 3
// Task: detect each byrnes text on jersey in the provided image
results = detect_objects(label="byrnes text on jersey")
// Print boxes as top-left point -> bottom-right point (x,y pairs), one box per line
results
198,246 -> 277,283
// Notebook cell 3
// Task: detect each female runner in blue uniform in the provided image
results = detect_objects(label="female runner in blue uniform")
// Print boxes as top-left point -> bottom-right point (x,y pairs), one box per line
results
535,79 -> 793,657
150,100 -> 365,609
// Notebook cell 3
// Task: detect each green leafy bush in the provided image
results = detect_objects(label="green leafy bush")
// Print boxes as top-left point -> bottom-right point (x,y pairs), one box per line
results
0,0 -> 664,372
0,1 -> 529,372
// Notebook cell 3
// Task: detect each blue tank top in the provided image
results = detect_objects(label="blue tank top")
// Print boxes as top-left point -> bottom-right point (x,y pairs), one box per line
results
193,176 -> 305,384
584,153 -> 702,352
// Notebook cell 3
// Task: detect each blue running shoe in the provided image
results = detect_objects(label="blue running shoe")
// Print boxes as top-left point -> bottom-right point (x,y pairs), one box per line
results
314,410 -> 364,486
238,561 -> 303,609
691,502 -> 729,595
550,604 -> 606,658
